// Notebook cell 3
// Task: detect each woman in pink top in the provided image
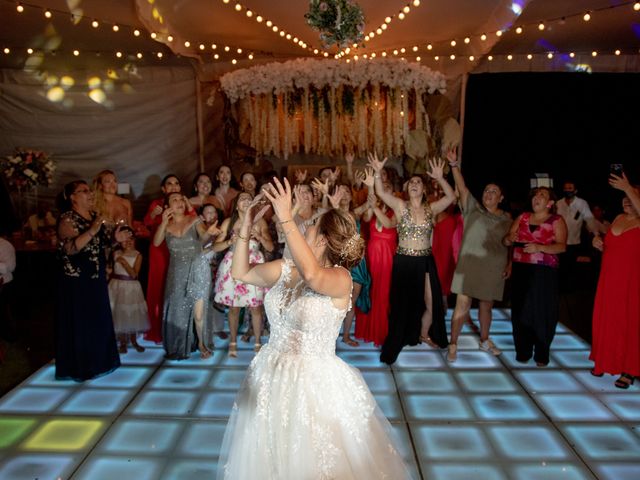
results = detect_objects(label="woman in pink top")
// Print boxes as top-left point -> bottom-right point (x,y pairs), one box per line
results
504,187 -> 567,366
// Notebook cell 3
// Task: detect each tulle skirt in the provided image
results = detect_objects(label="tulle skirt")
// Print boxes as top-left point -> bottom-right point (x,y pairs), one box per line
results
217,346 -> 413,480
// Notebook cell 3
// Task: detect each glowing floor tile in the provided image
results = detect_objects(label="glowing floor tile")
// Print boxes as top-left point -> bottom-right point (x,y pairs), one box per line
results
393,351 -> 444,369
0,388 -> 70,413
25,365 -> 77,387
451,334 -> 483,349
162,460 -> 218,479
551,350 -> 593,368
390,423 -> 415,461
403,394 -> 473,421
488,425 -> 572,460
561,425 -> 640,459
572,371 -> 626,392
194,392 -> 236,418
456,371 -> 519,393
175,421 -> 226,457
164,352 -> 219,366
337,350 -> 387,368
0,418 -> 37,449
550,334 -> 590,350
97,419 -> 182,454
395,371 -> 458,393
74,456 -> 162,479
593,463 -> 640,480
509,463 -> 593,480
120,348 -> 166,365
493,309 -> 511,320
86,366 -> 153,388
423,463 -> 507,480
487,334 -> 515,350
501,351 -> 559,369
23,419 -> 104,451
483,320 -> 513,333
446,351 -> 502,369
127,391 -> 198,416
148,368 -> 212,389
470,394 -> 542,420
216,349 -> 255,367
373,393 -> 403,421
535,394 -> 615,421
59,389 -> 134,415
515,371 -> 586,393
411,425 -> 491,460
0,454 -> 77,480
360,370 -> 396,393
209,369 -> 247,390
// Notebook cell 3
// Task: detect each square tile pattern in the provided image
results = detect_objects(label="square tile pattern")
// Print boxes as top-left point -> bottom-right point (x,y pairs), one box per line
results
0,310 -> 638,479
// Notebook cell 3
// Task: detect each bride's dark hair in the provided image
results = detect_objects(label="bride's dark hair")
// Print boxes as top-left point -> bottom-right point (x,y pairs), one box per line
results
316,209 -> 365,270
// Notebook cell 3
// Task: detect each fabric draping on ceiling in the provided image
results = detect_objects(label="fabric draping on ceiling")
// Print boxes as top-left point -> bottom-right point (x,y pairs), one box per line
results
0,66 -> 199,216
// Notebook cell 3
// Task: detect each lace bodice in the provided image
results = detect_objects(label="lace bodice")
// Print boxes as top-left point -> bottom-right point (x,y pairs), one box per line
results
263,259 -> 350,356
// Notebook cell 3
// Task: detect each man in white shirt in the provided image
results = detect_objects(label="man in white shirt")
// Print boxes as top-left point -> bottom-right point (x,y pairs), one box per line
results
556,181 -> 603,291
0,234 -> 17,344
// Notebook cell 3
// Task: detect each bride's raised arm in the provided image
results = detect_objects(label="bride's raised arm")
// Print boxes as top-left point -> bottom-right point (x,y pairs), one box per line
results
231,194 -> 282,288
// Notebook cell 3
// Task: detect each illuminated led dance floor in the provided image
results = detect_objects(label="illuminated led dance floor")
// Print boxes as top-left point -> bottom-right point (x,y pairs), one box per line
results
0,309 -> 639,479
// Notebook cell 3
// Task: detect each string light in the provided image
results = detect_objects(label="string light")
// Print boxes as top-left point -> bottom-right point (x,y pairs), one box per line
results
515,26 -> 523,34
91,20 -> 99,28
16,4 -> 24,13
112,25 -> 119,32
615,49 -> 621,55
134,29 -> 141,37
44,9 -> 52,18
635,2 -> 640,12
538,22 -> 545,30
73,50 -> 79,56
583,12 -> 591,22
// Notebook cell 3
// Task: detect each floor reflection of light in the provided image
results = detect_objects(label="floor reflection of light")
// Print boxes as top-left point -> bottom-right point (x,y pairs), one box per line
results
550,334 -> 589,350
600,395 -> 640,420
127,391 -> 198,416
0,388 -> 70,413
470,394 -> 541,420
404,395 -> 473,420
551,351 -> 593,368
338,350 -> 389,368
393,351 -> 444,369
395,371 -> 458,393
360,370 -> 396,393
424,463 -> 507,480
209,369 -> 249,391
73,457 -> 162,480
98,420 -> 182,454
594,464 -> 640,480
86,366 -> 152,388
0,418 -> 37,448
162,460 -> 218,479
488,426 -> 570,459
176,421 -> 226,457
59,389 -> 134,415
509,463 -> 590,480
0,454 -> 76,480
193,392 -> 236,418
562,425 -> 640,460
372,393 -> 403,421
149,368 -> 212,389
515,371 -> 585,393
411,425 -> 491,459
536,394 -> 615,421
445,351 -> 501,369
23,419 -> 104,451
457,372 -> 519,393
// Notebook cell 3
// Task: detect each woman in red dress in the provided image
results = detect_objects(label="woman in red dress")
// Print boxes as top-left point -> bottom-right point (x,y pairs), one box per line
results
590,173 -> 640,389
143,175 -> 193,343
356,175 -> 397,346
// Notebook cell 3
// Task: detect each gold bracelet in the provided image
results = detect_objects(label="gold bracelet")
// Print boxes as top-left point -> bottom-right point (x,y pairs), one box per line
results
279,219 -> 293,225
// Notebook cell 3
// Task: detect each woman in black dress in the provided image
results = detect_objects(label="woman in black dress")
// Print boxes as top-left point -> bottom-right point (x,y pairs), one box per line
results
55,180 -> 129,381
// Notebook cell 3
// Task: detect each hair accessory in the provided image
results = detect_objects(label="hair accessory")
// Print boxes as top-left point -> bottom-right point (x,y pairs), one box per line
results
339,233 -> 361,260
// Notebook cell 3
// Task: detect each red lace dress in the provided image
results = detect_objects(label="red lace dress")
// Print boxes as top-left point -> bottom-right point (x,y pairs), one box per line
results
590,227 -> 640,377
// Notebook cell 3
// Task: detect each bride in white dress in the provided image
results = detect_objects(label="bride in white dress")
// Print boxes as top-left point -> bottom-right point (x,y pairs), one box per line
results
217,178 -> 413,480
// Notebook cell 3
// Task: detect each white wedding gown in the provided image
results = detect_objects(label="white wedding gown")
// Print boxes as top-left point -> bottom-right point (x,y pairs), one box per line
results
217,259 -> 413,480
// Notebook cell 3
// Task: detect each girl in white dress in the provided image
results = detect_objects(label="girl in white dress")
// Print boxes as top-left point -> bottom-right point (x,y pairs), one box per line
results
108,232 -> 149,353
217,178 -> 413,480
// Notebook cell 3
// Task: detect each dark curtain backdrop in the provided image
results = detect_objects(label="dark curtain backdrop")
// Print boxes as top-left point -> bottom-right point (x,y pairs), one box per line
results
462,72 -> 640,219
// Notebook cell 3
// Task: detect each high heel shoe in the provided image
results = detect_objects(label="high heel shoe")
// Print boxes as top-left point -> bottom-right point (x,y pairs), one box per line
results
228,342 -> 238,358
254,343 -> 262,353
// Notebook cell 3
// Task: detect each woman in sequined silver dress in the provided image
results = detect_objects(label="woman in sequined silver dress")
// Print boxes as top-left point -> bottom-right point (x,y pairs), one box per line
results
153,192 -> 221,360
217,178 -> 413,480
368,153 -> 456,365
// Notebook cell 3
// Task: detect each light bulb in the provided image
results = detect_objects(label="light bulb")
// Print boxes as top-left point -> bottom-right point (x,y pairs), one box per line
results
113,25 -> 119,32
583,12 -> 591,21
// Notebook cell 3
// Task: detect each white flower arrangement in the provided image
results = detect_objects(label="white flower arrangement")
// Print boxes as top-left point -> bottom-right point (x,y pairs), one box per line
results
219,58 -> 446,103
1,149 -> 55,190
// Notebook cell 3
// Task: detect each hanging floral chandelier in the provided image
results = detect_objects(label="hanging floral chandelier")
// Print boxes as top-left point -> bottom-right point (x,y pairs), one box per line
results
305,0 -> 365,48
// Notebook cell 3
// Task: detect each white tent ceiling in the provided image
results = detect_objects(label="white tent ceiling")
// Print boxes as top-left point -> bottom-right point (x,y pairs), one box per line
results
1,0 -> 639,76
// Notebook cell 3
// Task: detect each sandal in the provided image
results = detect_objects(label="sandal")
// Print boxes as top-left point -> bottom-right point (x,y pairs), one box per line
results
199,344 -> 213,360
342,337 -> 359,347
254,343 -> 262,353
228,342 -> 238,358
590,369 -> 604,377
419,335 -> 439,348
614,373 -> 635,389
240,333 -> 251,343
